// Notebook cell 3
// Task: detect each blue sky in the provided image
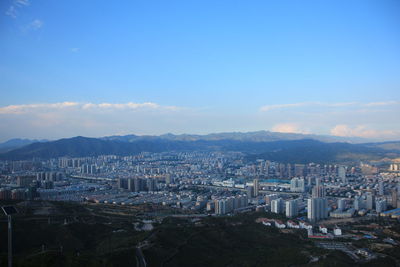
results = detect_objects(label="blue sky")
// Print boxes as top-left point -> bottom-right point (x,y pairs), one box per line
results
0,0 -> 399,141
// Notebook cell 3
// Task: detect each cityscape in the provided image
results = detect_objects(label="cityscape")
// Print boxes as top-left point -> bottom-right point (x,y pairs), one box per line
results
1,0 -> 400,266
1,146 -> 400,265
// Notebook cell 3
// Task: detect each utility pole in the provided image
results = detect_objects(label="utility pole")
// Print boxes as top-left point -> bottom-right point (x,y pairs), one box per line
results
2,206 -> 18,267
7,215 -> 12,267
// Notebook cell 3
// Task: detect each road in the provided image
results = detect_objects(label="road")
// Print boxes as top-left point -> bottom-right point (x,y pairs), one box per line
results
135,247 -> 147,267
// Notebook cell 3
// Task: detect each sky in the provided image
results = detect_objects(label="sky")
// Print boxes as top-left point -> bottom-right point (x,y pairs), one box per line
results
0,0 -> 399,142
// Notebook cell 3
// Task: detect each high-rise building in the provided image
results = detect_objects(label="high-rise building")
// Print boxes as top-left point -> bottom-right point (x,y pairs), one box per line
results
338,198 -> 346,211
376,199 -> 387,213
215,199 -> 227,215
128,178 -> 135,191
391,189 -> 398,208
312,185 -> 325,198
265,194 -> 278,205
214,195 -> 247,215
118,178 -> 128,190
366,192 -> 375,210
246,186 -> 254,198
290,178 -> 305,192
271,198 -> 283,214
90,164 -> 97,174
134,177 -> 143,192
378,179 -> 384,196
253,179 -> 259,197
146,178 -> 157,192
354,196 -> 363,211
294,164 -> 305,177
285,199 -> 298,218
389,163 -> 400,171
17,175 -> 35,187
165,174 -> 173,185
307,198 -> 328,222
338,166 -> 346,183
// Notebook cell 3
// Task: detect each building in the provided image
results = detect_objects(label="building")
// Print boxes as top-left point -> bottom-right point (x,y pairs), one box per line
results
271,198 -> 283,214
389,163 -> 400,172
215,199 -> 227,215
338,166 -> 346,183
118,178 -> 128,189
246,186 -> 254,198
330,208 -> 355,218
285,199 -> 298,218
165,174 -> 174,185
312,185 -> 325,198
294,164 -> 305,177
366,192 -> 375,210
338,198 -> 346,211
253,179 -> 259,197
287,220 -> 299,229
265,194 -> 278,205
0,188 -> 11,200
215,195 -> 249,215
378,179 -> 384,196
391,189 -> 398,208
290,178 -> 305,192
307,197 -> 328,222
146,178 -> 157,192
376,199 -> 387,213
354,196 -> 363,211
334,227 -> 342,236
17,175 -> 35,187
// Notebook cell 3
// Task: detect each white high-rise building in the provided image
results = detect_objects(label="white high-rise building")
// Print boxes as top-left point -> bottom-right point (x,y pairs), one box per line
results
307,198 -> 328,222
338,166 -> 346,183
271,198 -> 283,214
290,178 -> 305,192
215,199 -> 226,215
285,199 -> 298,218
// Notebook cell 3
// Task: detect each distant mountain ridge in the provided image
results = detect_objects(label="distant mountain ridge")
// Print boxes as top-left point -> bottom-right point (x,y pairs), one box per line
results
0,138 -> 48,153
0,135 -> 399,164
102,130 -> 369,143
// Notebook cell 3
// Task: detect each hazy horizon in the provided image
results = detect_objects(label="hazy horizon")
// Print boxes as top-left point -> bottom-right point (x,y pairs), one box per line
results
1,128 -> 398,144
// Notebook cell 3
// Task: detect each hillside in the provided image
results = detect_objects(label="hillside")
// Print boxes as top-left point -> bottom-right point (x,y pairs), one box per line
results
102,130 -> 369,143
0,138 -> 48,153
0,136 -> 398,164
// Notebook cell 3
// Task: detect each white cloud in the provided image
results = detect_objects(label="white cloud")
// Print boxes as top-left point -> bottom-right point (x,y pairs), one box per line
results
260,103 -> 309,112
0,102 -> 180,114
5,6 -> 17,18
0,102 -> 78,114
271,123 -> 310,134
0,101 -> 193,141
15,0 -> 29,6
259,101 -> 399,112
363,101 -> 399,107
5,0 -> 30,18
330,124 -> 400,139
28,19 -> 43,30
260,102 -> 357,112
0,101 -> 399,142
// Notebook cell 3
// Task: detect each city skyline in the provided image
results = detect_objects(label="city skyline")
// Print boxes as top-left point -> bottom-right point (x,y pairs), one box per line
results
1,0 -> 400,141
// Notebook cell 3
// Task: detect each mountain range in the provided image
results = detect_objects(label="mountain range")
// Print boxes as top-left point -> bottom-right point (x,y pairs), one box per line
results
0,138 -> 48,153
0,131 -> 399,164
